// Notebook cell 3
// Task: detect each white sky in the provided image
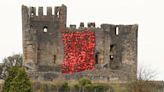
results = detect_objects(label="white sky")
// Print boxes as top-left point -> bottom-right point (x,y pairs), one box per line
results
0,0 -> 164,80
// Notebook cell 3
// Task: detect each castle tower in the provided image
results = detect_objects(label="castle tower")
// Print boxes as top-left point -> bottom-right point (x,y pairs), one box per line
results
22,5 -> 66,71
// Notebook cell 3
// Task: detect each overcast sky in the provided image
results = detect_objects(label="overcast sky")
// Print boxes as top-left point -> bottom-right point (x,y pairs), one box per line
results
0,0 -> 164,80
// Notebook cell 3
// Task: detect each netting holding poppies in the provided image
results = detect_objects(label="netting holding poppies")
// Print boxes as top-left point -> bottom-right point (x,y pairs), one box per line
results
61,30 -> 96,73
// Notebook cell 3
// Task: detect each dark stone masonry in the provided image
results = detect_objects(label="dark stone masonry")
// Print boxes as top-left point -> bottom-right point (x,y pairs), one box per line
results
22,4 -> 138,81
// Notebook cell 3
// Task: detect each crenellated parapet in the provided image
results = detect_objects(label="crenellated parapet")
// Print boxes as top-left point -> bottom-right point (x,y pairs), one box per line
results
66,23 -> 138,35
22,5 -> 66,16
68,22 -> 96,29
22,4 -> 67,28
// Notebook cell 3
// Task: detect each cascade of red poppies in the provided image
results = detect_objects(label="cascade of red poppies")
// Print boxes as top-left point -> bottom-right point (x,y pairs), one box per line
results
61,29 -> 96,73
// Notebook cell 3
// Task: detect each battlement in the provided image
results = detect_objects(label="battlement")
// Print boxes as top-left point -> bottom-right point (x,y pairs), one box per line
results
22,4 -> 66,17
67,23 -> 138,34
68,22 -> 96,29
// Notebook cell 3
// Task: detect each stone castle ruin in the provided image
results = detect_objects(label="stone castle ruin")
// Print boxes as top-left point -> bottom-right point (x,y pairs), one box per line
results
22,4 -> 138,81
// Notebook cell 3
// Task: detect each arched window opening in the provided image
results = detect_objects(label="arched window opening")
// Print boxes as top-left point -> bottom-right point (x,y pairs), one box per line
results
43,26 -> 48,32
110,55 -> 114,60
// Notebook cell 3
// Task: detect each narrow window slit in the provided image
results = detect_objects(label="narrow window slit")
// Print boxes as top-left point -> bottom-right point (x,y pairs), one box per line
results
57,12 -> 59,18
53,55 -> 56,64
95,52 -> 99,64
115,26 -> 119,35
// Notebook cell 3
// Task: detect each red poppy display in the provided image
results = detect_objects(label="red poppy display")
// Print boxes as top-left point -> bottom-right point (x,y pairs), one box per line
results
61,29 -> 96,73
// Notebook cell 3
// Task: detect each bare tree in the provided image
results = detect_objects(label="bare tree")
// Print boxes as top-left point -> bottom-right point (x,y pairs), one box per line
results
138,66 -> 157,81
129,65 -> 158,92
0,54 -> 23,79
